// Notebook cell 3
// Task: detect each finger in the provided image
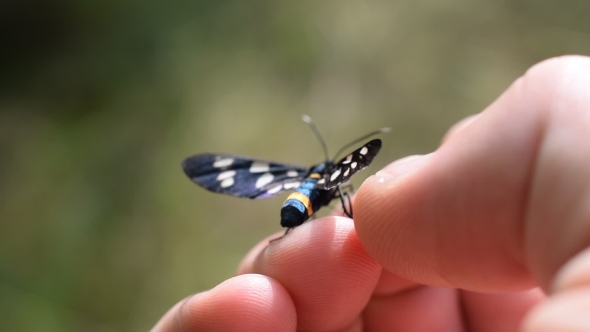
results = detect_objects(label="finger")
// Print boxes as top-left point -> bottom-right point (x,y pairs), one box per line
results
363,287 -> 464,331
440,114 -> 479,145
331,317 -> 363,332
373,269 -> 418,296
362,286 -> 544,332
151,274 -> 296,332
522,288 -> 590,332
354,55 -> 590,292
329,194 -> 423,296
238,217 -> 381,331
522,247 -> 590,331
460,288 -> 545,332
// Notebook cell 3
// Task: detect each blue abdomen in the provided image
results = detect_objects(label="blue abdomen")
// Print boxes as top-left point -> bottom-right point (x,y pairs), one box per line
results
280,163 -> 331,228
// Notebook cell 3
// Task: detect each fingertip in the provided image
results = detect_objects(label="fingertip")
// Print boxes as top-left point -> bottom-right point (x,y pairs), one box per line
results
237,232 -> 284,275
522,288 -> 590,332
373,154 -> 432,179
245,217 -> 381,331
440,114 -> 480,146
552,247 -> 590,293
152,274 -> 296,332
354,154 -> 438,285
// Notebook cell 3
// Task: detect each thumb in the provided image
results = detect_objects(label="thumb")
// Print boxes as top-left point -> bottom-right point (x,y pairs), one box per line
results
354,55 -> 590,293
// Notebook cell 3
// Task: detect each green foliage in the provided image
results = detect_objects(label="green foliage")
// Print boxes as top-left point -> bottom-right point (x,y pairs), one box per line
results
1,0 -> 589,330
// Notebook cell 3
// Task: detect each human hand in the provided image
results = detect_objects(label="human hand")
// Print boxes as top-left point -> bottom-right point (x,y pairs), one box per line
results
153,55 -> 590,331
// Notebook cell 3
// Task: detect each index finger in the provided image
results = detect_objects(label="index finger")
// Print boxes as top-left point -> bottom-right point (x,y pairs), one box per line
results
237,217 -> 381,332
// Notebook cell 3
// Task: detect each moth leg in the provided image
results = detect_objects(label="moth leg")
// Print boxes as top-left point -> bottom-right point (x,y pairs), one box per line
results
345,191 -> 353,217
337,185 -> 353,218
340,182 -> 355,193
269,227 -> 292,243
332,186 -> 351,216
343,191 -> 353,217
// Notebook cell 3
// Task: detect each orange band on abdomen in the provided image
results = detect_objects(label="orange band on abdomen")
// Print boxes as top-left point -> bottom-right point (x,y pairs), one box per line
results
285,192 -> 314,216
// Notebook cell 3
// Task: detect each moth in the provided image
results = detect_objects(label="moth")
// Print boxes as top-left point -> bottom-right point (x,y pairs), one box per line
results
182,115 -> 388,238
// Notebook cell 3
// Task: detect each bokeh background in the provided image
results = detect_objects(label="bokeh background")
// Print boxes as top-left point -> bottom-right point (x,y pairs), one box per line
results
1,0 -> 589,330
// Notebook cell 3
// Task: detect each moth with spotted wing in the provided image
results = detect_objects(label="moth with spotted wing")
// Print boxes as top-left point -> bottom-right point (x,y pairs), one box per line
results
181,155 -> 309,199
182,117 -> 387,237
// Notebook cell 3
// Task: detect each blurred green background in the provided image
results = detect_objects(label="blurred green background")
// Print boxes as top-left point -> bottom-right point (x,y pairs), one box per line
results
1,0 -> 589,330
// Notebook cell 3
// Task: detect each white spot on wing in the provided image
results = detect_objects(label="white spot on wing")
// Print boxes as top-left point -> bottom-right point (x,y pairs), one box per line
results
220,177 -> 234,188
255,172 -> 274,188
343,168 -> 350,177
216,170 -> 236,181
351,162 -> 357,169
283,181 -> 301,190
342,154 -> 353,164
267,185 -> 282,194
317,178 -> 325,184
213,158 -> 234,168
287,170 -> 299,177
360,147 -> 368,155
330,169 -> 341,181
250,162 -> 270,173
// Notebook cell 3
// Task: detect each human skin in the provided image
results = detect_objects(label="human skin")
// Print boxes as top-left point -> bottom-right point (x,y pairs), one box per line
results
152,55 -> 590,331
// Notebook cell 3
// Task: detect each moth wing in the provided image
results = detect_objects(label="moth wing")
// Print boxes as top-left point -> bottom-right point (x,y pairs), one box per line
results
182,154 -> 309,199
317,139 -> 382,190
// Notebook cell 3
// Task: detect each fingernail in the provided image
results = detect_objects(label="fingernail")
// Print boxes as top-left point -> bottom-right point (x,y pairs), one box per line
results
372,154 -> 432,183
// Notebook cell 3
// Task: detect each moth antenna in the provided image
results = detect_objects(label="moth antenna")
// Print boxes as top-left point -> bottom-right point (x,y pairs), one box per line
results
332,127 -> 390,161
302,115 -> 330,161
